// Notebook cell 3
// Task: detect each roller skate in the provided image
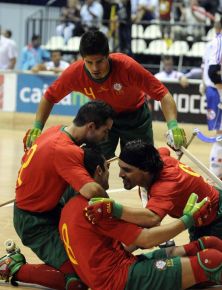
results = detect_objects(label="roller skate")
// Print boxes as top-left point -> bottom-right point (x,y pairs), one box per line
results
0,239 -> 26,284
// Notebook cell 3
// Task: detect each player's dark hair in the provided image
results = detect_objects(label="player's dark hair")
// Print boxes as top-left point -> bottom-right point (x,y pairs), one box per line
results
74,100 -> 115,128
83,145 -> 105,177
79,30 -> 109,57
119,140 -> 164,178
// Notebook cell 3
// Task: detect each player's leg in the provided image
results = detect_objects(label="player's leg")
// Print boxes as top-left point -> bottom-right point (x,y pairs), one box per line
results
13,204 -> 87,290
0,239 -> 66,289
125,250 -> 222,290
206,86 -> 222,178
164,236 -> 222,258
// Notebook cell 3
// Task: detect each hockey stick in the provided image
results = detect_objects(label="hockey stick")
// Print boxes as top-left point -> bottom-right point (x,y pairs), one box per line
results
0,157 -> 119,208
177,131 -> 197,160
0,198 -> 15,208
107,156 -> 118,164
180,146 -> 222,189
194,128 -> 222,143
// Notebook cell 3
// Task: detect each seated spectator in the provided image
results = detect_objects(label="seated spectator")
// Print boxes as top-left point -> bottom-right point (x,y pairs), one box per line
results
56,0 -> 83,44
20,34 -> 50,71
131,0 -> 158,23
0,32 -> 17,70
31,50 -> 70,74
177,0 -> 210,41
155,55 -> 189,88
158,0 -> 173,38
80,0 -> 105,33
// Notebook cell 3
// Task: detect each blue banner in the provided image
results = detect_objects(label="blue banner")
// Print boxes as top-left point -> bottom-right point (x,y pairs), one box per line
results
16,73 -> 88,116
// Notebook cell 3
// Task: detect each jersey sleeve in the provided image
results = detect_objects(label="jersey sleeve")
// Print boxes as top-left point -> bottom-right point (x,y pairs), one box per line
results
44,62 -> 79,103
146,178 -> 178,219
128,57 -> 169,101
54,145 -> 95,192
96,218 -> 142,246
158,147 -> 170,156
146,197 -> 174,219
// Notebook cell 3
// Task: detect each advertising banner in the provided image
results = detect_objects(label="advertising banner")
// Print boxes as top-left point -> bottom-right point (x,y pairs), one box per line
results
151,81 -> 207,124
16,73 -> 88,116
16,74 -> 207,124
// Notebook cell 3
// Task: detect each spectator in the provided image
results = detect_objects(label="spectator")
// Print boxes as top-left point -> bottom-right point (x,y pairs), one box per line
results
20,34 -> 50,71
155,55 -> 189,88
117,0 -> 132,54
131,0 -> 158,23
3,29 -> 12,39
0,31 -> 17,70
32,50 -> 70,74
80,0 -> 105,32
158,0 -> 173,38
179,0 -> 208,41
56,0 -> 83,44
198,0 -> 219,16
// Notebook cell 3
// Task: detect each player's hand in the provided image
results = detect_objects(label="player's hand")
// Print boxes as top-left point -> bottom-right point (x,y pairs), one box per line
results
180,193 -> 209,228
84,197 -> 123,224
23,121 -> 43,151
23,128 -> 41,151
166,120 -> 187,150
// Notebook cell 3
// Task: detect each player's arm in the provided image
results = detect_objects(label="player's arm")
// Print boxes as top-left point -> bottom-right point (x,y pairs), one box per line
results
160,92 -> 177,122
35,96 -> 54,127
23,96 -> 54,151
79,182 -> 108,199
131,193 -> 209,249
117,206 -> 161,227
132,219 -> 185,249
86,198 -> 161,227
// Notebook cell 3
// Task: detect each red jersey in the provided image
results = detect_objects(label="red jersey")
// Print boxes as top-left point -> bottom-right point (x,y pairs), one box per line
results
159,0 -> 173,21
141,148 -> 219,225
16,126 -> 94,212
45,53 -> 168,113
59,195 -> 141,290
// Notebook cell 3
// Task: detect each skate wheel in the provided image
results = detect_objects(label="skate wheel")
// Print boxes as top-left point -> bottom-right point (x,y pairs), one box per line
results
4,239 -> 16,252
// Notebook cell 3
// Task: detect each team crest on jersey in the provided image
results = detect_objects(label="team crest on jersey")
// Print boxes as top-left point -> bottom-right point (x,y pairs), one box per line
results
113,83 -> 122,91
154,259 -> 174,270
154,260 -> 167,270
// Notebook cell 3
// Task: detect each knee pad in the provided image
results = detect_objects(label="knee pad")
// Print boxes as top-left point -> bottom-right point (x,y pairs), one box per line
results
197,249 -> 222,284
198,236 -> 222,252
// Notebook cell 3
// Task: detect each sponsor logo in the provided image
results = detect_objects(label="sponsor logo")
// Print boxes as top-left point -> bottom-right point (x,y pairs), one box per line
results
154,94 -> 207,114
